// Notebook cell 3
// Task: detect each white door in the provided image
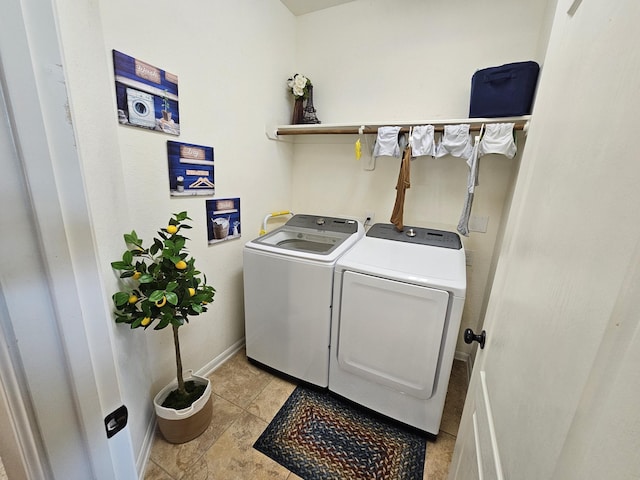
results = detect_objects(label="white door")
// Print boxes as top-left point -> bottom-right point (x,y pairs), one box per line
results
0,1 -> 138,478
449,1 -> 640,478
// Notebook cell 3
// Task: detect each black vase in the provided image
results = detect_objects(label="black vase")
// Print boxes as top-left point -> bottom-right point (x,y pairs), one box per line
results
301,86 -> 321,124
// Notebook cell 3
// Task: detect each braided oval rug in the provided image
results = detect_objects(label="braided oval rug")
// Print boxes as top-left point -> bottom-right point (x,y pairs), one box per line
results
253,386 -> 427,480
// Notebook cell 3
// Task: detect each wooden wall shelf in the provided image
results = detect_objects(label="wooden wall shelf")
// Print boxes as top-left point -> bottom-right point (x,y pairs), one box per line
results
268,115 -> 531,139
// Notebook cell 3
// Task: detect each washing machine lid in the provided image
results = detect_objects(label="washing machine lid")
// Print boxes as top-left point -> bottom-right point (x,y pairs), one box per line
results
245,214 -> 363,262
336,224 -> 466,297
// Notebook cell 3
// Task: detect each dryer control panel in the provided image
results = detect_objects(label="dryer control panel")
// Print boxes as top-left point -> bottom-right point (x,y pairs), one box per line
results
366,223 -> 462,249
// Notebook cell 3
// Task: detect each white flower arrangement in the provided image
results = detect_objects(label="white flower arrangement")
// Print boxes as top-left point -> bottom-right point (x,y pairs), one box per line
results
287,73 -> 312,99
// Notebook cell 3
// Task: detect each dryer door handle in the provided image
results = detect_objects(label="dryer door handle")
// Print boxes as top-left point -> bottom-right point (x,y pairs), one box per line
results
463,328 -> 486,349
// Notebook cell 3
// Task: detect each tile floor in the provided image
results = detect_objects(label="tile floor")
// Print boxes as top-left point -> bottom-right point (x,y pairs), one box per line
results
144,348 -> 468,480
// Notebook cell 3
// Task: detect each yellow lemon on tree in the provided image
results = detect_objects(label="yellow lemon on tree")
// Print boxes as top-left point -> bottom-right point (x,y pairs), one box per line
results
167,225 -> 178,234
188,287 -> 196,297
128,295 -> 138,304
175,260 -> 187,270
155,296 -> 167,307
141,317 -> 151,326
132,271 -> 142,280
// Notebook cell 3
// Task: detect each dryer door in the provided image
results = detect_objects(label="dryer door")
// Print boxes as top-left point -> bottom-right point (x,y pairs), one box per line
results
336,270 -> 449,399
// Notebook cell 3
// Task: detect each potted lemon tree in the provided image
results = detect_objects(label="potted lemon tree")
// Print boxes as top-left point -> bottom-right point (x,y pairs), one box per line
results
111,211 -> 216,443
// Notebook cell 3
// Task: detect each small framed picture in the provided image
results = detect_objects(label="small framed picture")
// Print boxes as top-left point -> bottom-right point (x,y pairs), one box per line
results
167,141 -> 214,197
206,198 -> 241,244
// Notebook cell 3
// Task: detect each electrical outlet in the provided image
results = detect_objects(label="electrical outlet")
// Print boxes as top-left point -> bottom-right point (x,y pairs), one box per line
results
469,215 -> 489,233
364,211 -> 375,225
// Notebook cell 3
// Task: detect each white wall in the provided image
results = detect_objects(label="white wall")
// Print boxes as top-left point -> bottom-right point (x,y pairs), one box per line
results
289,0 -> 553,354
53,0 -> 297,465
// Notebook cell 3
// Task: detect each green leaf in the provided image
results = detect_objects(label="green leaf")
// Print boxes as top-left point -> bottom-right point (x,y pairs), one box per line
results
141,302 -> 151,317
113,292 -> 130,307
175,211 -> 189,221
180,224 -> 192,230
124,231 -> 142,247
122,250 -> 133,264
120,270 -> 134,278
174,237 -> 186,251
151,238 -> 163,256
191,303 -> 203,314
111,261 -> 131,270
154,315 -> 171,330
138,274 -> 154,284
166,282 -> 178,292
148,290 -> 165,302
131,317 -> 143,329
165,292 -> 179,305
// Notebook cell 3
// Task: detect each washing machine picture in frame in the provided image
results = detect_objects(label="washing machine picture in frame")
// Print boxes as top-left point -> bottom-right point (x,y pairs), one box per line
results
112,50 -> 180,135
206,198 -> 241,244
167,141 -> 214,197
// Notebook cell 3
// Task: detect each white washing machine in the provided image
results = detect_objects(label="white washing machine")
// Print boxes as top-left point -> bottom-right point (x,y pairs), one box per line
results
126,88 -> 156,128
243,214 -> 364,387
329,223 -> 466,435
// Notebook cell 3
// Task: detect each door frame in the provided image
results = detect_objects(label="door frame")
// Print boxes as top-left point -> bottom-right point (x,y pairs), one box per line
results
0,0 -> 137,477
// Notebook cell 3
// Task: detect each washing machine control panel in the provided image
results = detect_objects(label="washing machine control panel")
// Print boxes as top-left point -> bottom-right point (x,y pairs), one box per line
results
366,223 -> 462,249
286,214 -> 358,234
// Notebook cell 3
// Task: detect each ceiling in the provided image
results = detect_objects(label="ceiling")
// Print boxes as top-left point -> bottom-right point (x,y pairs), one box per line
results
280,0 -> 356,16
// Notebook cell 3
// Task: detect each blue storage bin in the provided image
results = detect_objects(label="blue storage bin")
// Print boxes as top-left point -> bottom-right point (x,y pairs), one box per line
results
469,61 -> 540,118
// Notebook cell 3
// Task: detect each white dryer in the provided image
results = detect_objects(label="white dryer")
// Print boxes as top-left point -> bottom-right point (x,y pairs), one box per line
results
329,223 -> 466,435
243,214 -> 363,387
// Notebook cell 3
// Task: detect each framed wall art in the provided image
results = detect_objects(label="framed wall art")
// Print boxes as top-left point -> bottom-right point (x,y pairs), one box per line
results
206,198 -> 241,244
112,50 -> 180,135
167,141 -> 214,197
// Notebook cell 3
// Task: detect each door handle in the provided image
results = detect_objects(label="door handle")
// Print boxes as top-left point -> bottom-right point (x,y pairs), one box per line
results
464,328 -> 486,349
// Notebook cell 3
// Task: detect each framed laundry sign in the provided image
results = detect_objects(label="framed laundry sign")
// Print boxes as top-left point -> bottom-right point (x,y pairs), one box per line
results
206,198 -> 241,244
112,50 -> 180,135
167,141 -> 215,197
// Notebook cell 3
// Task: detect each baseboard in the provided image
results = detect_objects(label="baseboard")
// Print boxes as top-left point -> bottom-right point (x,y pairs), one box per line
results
196,338 -> 246,378
137,338 -> 246,477
136,411 -> 157,478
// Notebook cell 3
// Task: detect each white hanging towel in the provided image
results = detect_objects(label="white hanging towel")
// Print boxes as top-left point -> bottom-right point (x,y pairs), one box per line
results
366,126 -> 402,171
435,124 -> 473,160
373,126 -> 402,158
478,123 -> 517,158
409,125 -> 436,157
